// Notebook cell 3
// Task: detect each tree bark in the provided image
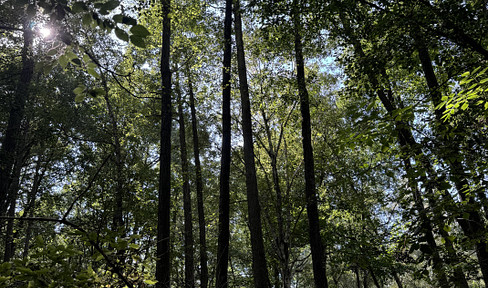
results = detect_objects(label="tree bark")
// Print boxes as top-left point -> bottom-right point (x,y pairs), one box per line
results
0,17 -> 33,217
233,1 -> 271,287
157,0 -> 172,286
3,150 -> 25,262
187,70 -> 208,288
292,2 -> 328,287
177,81 -> 195,288
215,0 -> 232,286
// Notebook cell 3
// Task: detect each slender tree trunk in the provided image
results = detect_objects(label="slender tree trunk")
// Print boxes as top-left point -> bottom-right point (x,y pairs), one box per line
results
292,2 -> 328,287
233,2 -> 271,287
3,151 -> 24,262
368,266 -> 381,288
157,0 -> 172,286
0,17 -> 33,217
355,266 -> 361,288
260,109 -> 291,288
215,0 -> 232,286
177,81 -> 195,288
187,70 -> 208,288
392,272 -> 403,288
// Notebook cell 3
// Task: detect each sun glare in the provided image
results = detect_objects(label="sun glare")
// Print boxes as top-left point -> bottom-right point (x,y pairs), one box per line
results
39,27 -> 52,38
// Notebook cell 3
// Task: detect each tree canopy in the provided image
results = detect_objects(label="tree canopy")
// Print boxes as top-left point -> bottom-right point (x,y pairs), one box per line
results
1,0 -> 488,287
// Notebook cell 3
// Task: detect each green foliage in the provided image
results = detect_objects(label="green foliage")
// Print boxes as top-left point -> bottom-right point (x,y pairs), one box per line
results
440,66 -> 488,120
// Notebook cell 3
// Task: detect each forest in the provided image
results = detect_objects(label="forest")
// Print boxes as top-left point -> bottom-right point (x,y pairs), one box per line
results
0,0 -> 488,287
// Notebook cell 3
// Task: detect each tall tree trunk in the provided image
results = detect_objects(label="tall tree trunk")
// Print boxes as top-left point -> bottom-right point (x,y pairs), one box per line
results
187,70 -> 208,288
177,81 -> 195,288
0,17 -> 33,217
415,37 -> 488,286
215,0 -> 232,286
292,2 -> 328,287
233,2 -> 271,287
157,0 -> 172,286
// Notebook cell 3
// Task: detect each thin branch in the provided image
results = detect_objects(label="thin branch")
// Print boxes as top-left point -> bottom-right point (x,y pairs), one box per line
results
62,155 -> 111,220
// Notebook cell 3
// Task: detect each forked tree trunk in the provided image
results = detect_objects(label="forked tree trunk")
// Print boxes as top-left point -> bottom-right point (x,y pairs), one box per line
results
187,70 -> 208,288
233,1 -> 271,287
177,81 -> 195,288
215,0 -> 232,286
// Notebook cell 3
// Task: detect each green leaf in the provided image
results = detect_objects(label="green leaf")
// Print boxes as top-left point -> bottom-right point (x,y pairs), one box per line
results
73,85 -> 85,94
130,25 -> 150,37
71,58 -> 82,65
122,16 -> 137,25
443,225 -> 451,232
82,13 -> 92,26
101,0 -> 120,11
130,35 -> 146,48
72,2 -> 88,13
129,243 -> 140,249
113,14 -> 123,23
115,28 -> 129,42
87,67 -> 100,78
74,93 -> 85,103
461,103 -> 469,110
59,55 -> 68,68
47,48 -> 58,56
144,279 -> 158,285
484,102 -> 488,110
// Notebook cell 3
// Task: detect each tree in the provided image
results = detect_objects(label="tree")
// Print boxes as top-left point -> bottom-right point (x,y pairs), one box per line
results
215,0 -> 233,286
234,1 -> 271,287
156,0 -> 172,286
291,0 -> 328,287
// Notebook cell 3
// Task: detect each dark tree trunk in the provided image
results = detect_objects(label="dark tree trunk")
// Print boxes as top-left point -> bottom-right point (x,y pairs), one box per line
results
292,2 -> 328,287
233,2 -> 271,288
392,272 -> 403,288
157,0 -> 172,286
0,18 -> 33,217
187,70 -> 208,288
3,150 -> 24,262
355,266 -> 361,288
368,266 -> 381,288
177,82 -> 195,288
215,0 -> 232,286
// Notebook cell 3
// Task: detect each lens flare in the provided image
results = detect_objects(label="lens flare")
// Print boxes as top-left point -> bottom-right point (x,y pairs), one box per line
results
39,27 -> 52,38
